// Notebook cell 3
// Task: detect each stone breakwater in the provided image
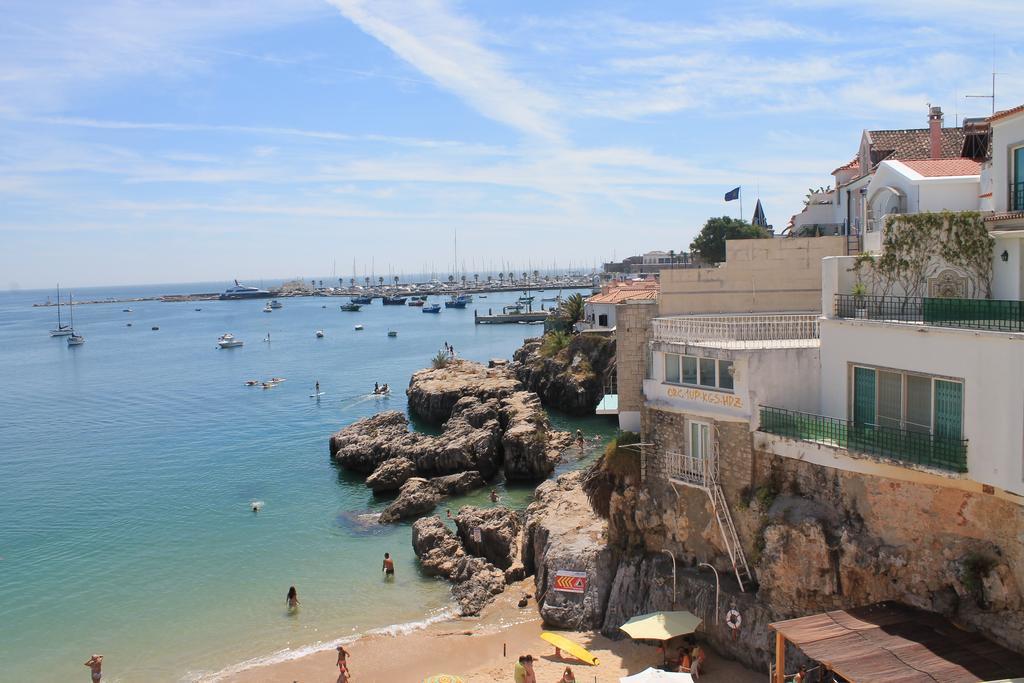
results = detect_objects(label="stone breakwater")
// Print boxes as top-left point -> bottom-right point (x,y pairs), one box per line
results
329,360 -> 570,523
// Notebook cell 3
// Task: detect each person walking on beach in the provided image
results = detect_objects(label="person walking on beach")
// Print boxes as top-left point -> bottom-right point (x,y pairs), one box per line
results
382,552 -> 395,577
84,654 -> 103,681
335,645 -> 351,683
286,586 -> 300,610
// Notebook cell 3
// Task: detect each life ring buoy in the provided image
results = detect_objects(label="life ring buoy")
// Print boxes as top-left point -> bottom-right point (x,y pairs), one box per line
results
726,609 -> 742,630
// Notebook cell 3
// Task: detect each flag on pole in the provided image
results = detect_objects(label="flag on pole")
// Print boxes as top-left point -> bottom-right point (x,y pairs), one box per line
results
724,187 -> 740,201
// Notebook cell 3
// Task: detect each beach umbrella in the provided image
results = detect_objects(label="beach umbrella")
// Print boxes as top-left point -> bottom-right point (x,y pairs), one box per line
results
423,675 -> 464,683
620,667 -> 694,682
619,611 -> 702,641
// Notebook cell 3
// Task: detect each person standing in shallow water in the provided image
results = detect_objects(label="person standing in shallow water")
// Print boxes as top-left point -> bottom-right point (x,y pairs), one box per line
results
286,586 -> 300,610
84,654 -> 103,682
382,552 -> 395,577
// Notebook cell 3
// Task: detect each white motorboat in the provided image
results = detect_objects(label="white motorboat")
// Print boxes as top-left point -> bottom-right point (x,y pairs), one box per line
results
217,333 -> 243,349
262,303 -> 273,313
269,299 -> 283,309
315,330 -> 325,338
354,324 -> 364,331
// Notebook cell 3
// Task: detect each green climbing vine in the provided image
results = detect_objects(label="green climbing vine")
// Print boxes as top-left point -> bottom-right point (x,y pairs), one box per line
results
854,211 -> 994,299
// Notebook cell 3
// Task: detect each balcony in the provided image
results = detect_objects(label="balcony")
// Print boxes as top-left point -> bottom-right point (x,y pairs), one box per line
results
1012,181 -> 1024,212
835,294 -> 1024,332
651,314 -> 820,349
759,406 -> 967,473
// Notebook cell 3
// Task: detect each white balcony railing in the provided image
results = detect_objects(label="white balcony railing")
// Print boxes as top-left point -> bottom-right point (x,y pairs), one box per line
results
664,451 -> 714,488
651,314 -> 820,349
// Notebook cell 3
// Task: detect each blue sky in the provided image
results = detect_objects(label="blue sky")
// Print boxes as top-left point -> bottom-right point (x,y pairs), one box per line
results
2,0 -> 1023,288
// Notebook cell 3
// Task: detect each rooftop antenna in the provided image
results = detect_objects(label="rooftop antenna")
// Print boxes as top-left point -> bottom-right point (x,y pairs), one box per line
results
965,38 -> 1000,115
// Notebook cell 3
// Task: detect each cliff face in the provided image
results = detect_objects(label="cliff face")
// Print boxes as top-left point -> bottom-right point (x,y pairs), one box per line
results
406,360 -> 521,425
615,409 -> 1024,656
511,334 -> 615,415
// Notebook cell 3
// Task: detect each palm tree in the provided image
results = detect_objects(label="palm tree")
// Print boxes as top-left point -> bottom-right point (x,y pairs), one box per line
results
378,276 -> 384,287
508,272 -> 514,283
498,273 -> 505,283
364,276 -> 370,287
350,277 -> 355,287
474,273 -> 479,284
532,270 -> 539,280
461,275 -> 467,287
558,293 -> 586,325
394,275 -> 399,286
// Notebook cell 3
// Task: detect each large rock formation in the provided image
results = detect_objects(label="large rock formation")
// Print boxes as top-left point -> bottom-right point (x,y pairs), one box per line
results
379,472 -> 486,523
411,516 -> 507,616
524,471 -> 615,629
511,334 -> 615,415
330,408 -> 502,480
330,362 -> 570,500
454,506 -> 525,580
500,391 -> 570,480
406,360 -> 521,424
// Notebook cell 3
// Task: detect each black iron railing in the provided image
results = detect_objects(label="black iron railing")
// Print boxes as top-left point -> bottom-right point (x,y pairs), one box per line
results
835,294 -> 1024,332
759,406 -> 967,473
1011,181 -> 1024,212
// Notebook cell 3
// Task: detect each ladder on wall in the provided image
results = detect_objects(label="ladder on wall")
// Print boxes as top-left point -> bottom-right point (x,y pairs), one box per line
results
706,473 -> 755,591
707,426 -> 754,591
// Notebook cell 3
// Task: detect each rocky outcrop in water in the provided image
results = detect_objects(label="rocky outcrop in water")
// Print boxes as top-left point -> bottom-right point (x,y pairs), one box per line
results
329,360 -> 570,524
411,515 -> 507,616
379,472 -> 486,523
511,335 -> 615,415
365,456 -> 417,493
406,360 -> 521,424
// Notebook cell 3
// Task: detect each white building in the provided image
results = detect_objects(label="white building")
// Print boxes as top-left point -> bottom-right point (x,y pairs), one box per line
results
581,280 -> 659,331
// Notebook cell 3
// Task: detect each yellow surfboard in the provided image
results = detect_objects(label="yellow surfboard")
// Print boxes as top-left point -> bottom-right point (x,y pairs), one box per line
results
540,631 -> 600,666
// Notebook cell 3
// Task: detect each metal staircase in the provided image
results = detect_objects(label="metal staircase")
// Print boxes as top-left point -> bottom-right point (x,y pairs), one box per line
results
664,425 -> 754,591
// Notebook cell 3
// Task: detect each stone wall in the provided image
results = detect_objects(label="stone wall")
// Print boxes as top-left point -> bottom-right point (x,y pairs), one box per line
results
614,300 -> 658,430
623,404 -> 1024,655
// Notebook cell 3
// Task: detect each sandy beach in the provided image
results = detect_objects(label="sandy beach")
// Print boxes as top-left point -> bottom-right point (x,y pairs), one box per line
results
221,581 -> 763,683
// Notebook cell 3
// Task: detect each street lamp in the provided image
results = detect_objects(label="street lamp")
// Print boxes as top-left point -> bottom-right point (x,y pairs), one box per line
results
698,563 -> 720,624
662,550 -> 676,607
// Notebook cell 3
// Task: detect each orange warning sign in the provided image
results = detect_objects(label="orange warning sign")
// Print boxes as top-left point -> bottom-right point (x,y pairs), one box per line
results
553,571 -> 587,593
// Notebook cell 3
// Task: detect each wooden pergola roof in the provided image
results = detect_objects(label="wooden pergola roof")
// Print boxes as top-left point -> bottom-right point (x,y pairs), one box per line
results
769,602 -> 1024,683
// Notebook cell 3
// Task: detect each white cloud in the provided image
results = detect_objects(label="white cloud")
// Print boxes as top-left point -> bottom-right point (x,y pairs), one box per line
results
327,0 -> 562,141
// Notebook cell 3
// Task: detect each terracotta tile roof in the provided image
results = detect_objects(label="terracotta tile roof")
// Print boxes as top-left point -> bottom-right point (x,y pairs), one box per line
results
831,157 -> 859,174
897,158 -> 981,177
587,281 -> 659,305
865,127 -> 966,163
989,103 -> 1024,123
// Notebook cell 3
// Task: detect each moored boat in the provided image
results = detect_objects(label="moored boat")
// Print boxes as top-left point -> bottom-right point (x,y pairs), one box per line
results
66,293 -> 84,346
315,330 -> 325,338
422,303 -> 441,313
382,296 -> 407,305
340,302 -> 362,312
354,324 -> 364,331
50,284 -> 73,336
217,333 -> 243,349
269,299 -> 283,309
351,295 -> 373,305
387,330 -> 398,337
219,279 -> 271,300
262,303 -> 273,313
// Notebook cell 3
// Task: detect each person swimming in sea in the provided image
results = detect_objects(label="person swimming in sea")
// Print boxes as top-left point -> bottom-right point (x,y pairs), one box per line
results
490,489 -> 499,503
84,654 -> 103,682
382,552 -> 395,577
286,585 -> 300,610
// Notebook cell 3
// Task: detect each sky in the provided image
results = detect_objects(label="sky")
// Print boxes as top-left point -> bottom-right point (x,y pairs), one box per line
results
2,0 -> 1024,289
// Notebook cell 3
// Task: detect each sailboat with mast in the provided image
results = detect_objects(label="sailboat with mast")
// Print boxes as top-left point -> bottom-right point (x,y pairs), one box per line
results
66,293 -> 85,346
49,284 -> 73,337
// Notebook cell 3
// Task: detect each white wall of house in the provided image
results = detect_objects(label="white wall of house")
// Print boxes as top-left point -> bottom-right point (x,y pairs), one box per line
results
991,112 -> 1024,212
584,301 -> 618,329
991,233 -> 1024,300
866,162 -> 979,232
645,344 -> 820,425
819,318 -> 1024,496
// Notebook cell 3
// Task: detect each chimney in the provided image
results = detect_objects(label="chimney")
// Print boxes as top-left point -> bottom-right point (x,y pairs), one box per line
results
928,106 -> 944,159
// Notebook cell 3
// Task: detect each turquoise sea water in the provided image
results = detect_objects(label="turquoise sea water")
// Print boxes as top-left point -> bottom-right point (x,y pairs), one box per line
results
0,283 -> 614,682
